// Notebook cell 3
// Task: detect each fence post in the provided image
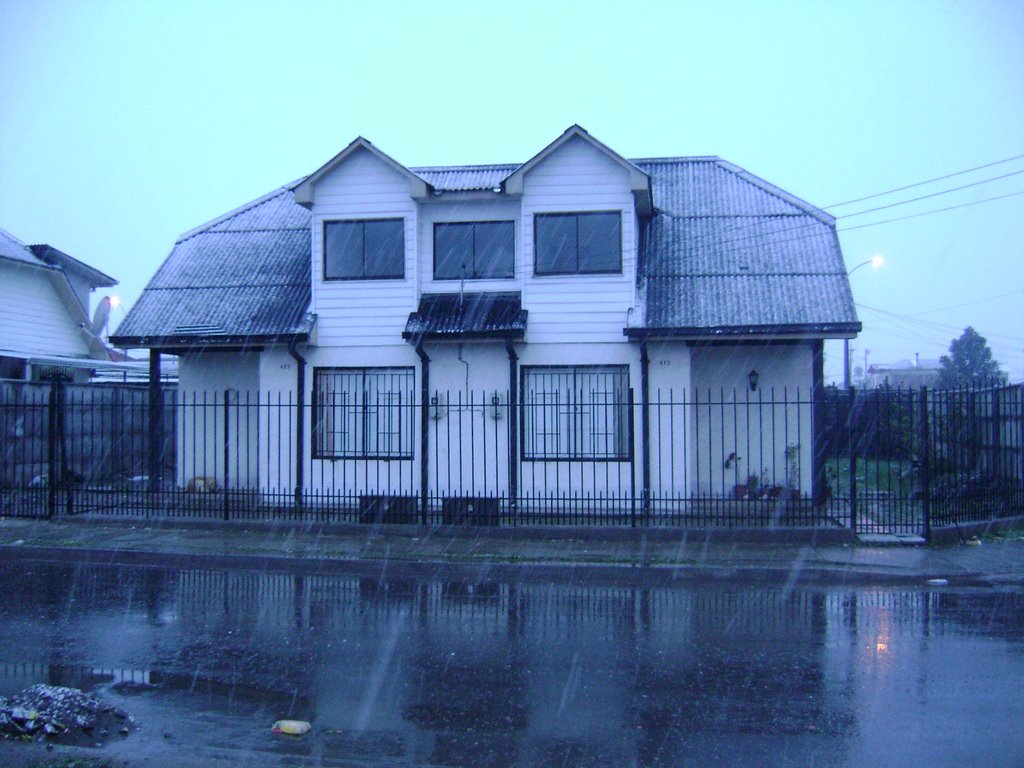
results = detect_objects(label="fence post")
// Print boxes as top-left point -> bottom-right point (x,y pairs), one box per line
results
223,389 -> 230,522
919,385 -> 931,542
639,342 -> 651,523
45,376 -> 61,519
812,341 -> 826,506
848,387 -> 857,534
991,387 -> 1002,479
147,353 -> 164,493
629,387 -> 637,528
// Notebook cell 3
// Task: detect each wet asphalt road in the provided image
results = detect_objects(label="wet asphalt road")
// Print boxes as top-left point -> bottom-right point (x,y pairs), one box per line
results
0,556 -> 1023,767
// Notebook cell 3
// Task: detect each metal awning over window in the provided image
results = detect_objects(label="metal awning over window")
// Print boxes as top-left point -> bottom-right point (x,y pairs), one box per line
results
403,292 -> 527,341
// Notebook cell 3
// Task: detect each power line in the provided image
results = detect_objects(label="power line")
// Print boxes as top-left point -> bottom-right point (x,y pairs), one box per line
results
656,183 -> 1024,255
825,152 -> 1024,208
837,168 -> 1024,219
838,189 -> 1024,233
906,288 -> 1024,317
677,185 -> 1024,255
856,302 -> 1024,344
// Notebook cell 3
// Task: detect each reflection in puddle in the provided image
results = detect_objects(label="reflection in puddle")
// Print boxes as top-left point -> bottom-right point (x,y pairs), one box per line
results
0,561 -> 1022,766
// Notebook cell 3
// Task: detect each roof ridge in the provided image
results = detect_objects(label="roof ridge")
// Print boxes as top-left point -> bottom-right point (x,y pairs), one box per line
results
631,156 -> 721,164
175,177 -> 307,245
411,162 -> 520,172
648,271 -> 848,277
0,226 -> 28,247
192,227 -> 309,235
712,161 -> 835,225
143,282 -> 308,290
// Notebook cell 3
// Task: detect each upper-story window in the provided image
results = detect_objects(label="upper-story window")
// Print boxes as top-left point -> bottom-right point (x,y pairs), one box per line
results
434,221 -> 515,280
534,211 -> 622,276
324,219 -> 404,280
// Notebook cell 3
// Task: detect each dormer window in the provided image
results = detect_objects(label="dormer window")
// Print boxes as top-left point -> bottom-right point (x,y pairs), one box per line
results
534,211 -> 622,276
324,219 -> 404,280
434,221 -> 515,280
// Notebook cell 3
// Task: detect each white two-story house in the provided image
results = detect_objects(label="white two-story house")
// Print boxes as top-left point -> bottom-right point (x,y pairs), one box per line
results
112,126 -> 859,522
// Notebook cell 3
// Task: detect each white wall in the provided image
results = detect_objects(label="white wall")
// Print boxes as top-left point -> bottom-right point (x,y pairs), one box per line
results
302,343 -> 421,499
0,262 -> 90,358
690,343 -> 814,496
177,351 -> 260,489
520,135 -> 638,345
311,148 -> 418,348
515,343 -> 641,509
646,341 -> 693,503
418,198 -> 520,293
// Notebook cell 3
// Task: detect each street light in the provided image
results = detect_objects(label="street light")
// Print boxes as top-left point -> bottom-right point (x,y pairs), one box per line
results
845,256 -> 884,388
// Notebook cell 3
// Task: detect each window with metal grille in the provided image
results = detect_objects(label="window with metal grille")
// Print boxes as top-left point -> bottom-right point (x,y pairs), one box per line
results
313,368 -> 415,459
522,366 -> 630,460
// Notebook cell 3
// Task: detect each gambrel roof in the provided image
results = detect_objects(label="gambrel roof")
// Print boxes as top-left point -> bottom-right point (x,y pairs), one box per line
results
111,185 -> 315,348
629,158 -> 858,338
112,133 -> 859,348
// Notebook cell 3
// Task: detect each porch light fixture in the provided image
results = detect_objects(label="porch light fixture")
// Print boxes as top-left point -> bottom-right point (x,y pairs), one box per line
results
748,369 -> 760,392
490,392 -> 503,421
430,394 -> 445,421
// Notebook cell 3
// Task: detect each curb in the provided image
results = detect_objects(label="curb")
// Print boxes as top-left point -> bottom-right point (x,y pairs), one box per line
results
0,543 -> 992,589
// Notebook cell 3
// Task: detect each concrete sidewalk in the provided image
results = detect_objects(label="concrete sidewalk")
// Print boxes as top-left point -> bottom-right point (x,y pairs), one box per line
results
1,515 -> 1023,588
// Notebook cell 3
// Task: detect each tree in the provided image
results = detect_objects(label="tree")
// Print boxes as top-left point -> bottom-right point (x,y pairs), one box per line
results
936,326 -> 1006,388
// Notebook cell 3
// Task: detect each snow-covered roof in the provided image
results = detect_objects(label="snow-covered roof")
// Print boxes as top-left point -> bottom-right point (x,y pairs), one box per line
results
630,158 -> 859,338
111,187 -> 313,348
0,227 -> 49,268
411,164 -> 518,192
113,146 -> 859,348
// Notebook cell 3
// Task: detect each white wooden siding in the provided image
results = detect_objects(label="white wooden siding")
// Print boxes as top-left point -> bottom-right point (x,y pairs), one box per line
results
418,198 -> 521,293
0,263 -> 90,357
177,352 -> 261,489
520,135 -> 638,345
310,148 -> 418,348
690,344 -> 814,496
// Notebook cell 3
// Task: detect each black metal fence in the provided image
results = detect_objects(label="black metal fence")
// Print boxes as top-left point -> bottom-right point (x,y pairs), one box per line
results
2,378 -> 1022,537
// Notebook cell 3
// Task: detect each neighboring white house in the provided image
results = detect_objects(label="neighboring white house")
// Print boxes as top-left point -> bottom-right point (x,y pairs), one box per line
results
112,126 -> 860,514
865,357 -> 941,389
0,227 -> 118,381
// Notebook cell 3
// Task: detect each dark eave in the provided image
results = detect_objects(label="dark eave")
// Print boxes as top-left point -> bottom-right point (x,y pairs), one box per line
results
403,291 -> 527,342
624,322 -> 862,340
109,330 -> 310,351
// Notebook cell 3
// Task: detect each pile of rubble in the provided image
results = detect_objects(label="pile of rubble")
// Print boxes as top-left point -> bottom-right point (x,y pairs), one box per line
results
0,684 -> 134,745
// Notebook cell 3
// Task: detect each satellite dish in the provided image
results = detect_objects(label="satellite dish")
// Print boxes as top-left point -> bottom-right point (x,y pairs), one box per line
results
90,296 -> 112,336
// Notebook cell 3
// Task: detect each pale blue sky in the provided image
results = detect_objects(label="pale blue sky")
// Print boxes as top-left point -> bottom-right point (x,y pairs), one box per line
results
2,0 -> 1022,381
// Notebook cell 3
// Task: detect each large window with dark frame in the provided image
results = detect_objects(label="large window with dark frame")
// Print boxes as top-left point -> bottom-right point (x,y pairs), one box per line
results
522,365 -> 631,460
313,367 -> 415,459
534,211 -> 622,275
323,219 -> 405,280
434,221 -> 515,280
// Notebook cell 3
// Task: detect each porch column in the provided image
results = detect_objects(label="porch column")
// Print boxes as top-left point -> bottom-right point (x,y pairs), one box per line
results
812,340 -> 826,505
506,340 -> 519,521
639,341 -> 651,517
147,351 -> 163,493
416,342 -> 430,524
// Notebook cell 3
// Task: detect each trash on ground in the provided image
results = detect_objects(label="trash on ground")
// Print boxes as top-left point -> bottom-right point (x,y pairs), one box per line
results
0,684 -> 134,746
271,719 -> 311,736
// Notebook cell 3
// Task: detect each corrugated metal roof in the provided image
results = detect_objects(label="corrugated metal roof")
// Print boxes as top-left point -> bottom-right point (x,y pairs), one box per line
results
115,153 -> 858,346
412,164 -> 517,192
28,244 -> 117,286
112,188 -> 312,345
634,159 -> 858,334
404,292 -> 527,339
0,227 -> 47,267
